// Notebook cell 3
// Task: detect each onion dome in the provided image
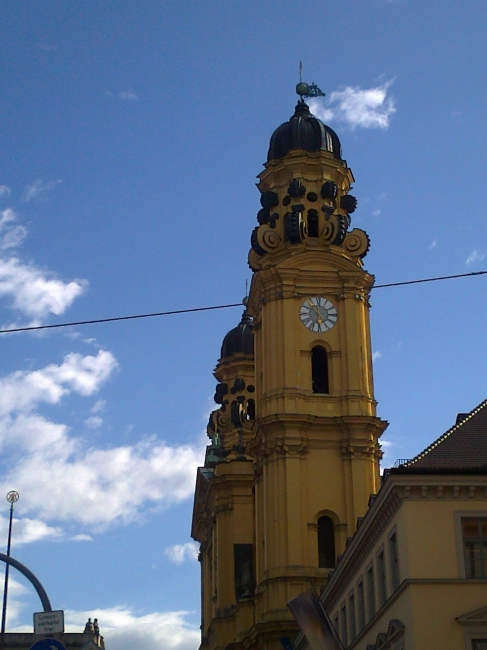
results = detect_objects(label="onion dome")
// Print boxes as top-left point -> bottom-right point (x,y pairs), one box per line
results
267,100 -> 342,162
220,309 -> 254,360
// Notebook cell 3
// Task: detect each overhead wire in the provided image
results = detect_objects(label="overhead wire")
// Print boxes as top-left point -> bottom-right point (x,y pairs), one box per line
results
0,269 -> 486,335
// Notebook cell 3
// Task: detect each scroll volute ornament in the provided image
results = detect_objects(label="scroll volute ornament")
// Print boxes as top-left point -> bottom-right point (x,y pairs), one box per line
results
343,228 -> 370,259
248,248 -> 262,271
320,212 -> 348,246
256,224 -> 283,254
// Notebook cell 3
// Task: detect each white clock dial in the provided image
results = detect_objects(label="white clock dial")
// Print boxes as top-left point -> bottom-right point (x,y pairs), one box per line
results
300,297 -> 337,333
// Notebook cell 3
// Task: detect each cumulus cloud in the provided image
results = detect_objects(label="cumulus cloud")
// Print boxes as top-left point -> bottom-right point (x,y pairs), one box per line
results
372,351 -> 382,361
164,542 -> 199,564
466,249 -> 486,266
0,209 -> 27,250
0,209 -> 87,326
21,179 -> 62,202
0,186 -> 11,199
64,607 -> 200,650
0,207 -> 202,537
0,515 -> 62,546
0,257 -> 87,324
309,80 -> 396,129
0,352 -> 203,529
119,91 -> 139,101
4,434 -> 202,528
0,350 -> 118,418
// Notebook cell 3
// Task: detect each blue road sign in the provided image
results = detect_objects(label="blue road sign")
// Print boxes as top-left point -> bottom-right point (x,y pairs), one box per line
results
29,639 -> 67,650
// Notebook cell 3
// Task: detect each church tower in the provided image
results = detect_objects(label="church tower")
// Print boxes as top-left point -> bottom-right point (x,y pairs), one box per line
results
192,84 -> 387,650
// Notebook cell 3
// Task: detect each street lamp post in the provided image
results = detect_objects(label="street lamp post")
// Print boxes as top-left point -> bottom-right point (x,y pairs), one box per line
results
0,491 -> 19,650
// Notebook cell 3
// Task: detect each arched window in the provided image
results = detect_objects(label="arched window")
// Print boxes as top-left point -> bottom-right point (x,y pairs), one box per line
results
312,346 -> 329,394
318,516 -> 336,568
307,209 -> 319,238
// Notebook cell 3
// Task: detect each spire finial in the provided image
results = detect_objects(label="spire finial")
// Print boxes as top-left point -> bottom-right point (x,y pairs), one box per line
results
295,75 -> 326,100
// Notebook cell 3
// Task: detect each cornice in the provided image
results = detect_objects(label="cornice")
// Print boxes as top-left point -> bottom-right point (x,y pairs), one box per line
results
240,618 -> 299,650
324,472 -> 487,609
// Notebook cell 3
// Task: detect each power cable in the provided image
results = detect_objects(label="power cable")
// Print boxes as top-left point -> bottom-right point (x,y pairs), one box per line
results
373,270 -> 487,289
0,270 -> 486,335
0,303 -> 242,334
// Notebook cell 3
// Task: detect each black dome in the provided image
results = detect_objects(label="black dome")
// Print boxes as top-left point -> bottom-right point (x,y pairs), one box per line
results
220,310 -> 254,359
267,101 -> 342,161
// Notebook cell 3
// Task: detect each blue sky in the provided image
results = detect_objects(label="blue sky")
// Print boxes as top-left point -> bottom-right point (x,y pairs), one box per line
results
1,1 -> 487,648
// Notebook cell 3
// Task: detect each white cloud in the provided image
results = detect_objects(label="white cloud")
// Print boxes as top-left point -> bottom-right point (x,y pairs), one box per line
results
372,351 -> 382,361
0,256 -> 87,323
466,249 -> 486,266
0,515 -> 62,546
70,533 -> 93,542
0,186 -> 11,199
0,576 -> 29,629
64,607 -> 200,650
0,352 -> 203,529
429,239 -> 437,250
379,439 -> 397,469
119,91 -> 139,101
92,399 -> 106,414
4,435 -> 202,528
0,217 -> 202,531
0,209 -> 27,250
84,416 -> 103,429
21,179 -> 62,202
373,209 -> 381,217
0,350 -> 118,418
164,542 -> 199,564
0,210 -> 87,325
309,80 -> 396,129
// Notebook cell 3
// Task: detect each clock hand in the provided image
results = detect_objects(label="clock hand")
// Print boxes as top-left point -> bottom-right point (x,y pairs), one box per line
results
307,301 -> 323,323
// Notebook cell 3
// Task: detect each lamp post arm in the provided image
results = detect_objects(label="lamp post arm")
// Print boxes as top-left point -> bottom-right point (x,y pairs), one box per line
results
0,553 -> 52,613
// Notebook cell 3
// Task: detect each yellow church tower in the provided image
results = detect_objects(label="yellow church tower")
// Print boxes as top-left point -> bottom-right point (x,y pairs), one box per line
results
192,83 -> 388,650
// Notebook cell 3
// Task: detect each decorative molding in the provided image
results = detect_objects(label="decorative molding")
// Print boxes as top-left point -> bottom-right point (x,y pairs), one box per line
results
324,489 -> 401,607
341,442 -> 380,461
254,436 -> 309,461
215,497 -> 234,514
457,605 -> 487,625
393,482 -> 487,502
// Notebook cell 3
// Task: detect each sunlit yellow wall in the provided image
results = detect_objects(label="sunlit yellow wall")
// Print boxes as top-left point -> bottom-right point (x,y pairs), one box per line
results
319,476 -> 487,650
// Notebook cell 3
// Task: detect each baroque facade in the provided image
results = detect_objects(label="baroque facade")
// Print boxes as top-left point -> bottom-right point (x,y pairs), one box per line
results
191,87 -> 487,650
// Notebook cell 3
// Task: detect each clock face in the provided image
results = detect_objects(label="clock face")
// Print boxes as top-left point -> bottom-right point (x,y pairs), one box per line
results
300,297 -> 337,333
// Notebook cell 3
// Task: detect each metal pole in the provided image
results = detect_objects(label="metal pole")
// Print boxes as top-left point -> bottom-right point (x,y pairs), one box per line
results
0,492 -> 19,650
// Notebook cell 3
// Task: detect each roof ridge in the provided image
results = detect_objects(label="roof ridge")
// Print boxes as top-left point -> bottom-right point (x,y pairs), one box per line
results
407,397 -> 487,466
